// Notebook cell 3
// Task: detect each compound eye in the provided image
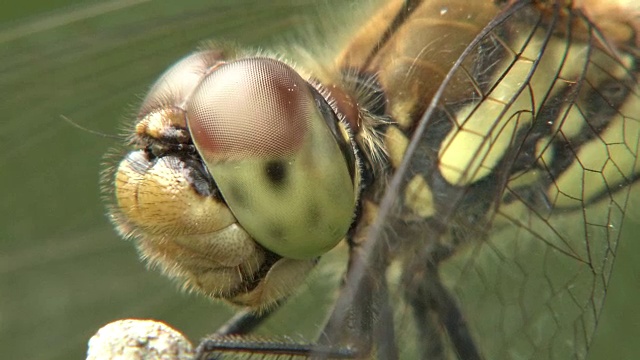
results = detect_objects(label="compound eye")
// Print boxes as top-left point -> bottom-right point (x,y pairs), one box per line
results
140,50 -> 225,114
186,58 -> 357,259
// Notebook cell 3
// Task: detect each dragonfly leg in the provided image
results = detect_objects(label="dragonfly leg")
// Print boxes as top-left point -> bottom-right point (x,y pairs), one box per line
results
373,276 -> 400,360
195,296 -> 361,359
194,306 -> 275,359
311,229 -> 402,359
407,288 -> 446,359
404,248 -> 482,360
212,307 -> 275,336
195,337 -> 356,359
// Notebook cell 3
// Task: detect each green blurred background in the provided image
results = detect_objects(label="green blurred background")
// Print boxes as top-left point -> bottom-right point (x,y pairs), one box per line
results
0,1 -> 637,359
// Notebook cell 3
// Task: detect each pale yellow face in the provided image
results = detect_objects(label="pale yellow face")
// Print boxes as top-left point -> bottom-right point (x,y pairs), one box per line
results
109,46 -> 359,309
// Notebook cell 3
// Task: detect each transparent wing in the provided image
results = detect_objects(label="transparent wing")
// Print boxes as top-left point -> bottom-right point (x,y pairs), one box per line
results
323,1 -> 640,359
0,2 -> 346,359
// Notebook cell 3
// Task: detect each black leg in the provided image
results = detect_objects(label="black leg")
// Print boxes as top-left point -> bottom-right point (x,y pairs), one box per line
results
212,307 -> 273,336
430,280 -> 481,360
195,308 -> 272,360
374,277 -> 399,360
195,302 -> 359,359
405,266 -> 447,360
315,239 -> 405,359
404,249 -> 482,360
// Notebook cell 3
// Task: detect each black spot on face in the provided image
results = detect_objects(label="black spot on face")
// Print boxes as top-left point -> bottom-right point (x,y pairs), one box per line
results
228,184 -> 248,209
306,204 -> 321,229
265,160 -> 287,187
268,224 -> 284,241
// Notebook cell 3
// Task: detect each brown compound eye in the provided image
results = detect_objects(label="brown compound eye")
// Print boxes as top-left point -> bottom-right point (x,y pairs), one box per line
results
139,50 -> 227,116
186,58 -> 358,260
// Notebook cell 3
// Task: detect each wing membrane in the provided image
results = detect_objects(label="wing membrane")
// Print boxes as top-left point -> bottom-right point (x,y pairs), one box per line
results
323,1 -> 639,359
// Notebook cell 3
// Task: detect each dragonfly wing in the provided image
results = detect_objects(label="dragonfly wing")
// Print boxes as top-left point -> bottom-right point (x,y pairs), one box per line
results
322,1 -> 640,359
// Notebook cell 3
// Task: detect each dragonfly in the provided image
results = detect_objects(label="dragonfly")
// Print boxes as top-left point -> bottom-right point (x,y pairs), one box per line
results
103,0 -> 640,358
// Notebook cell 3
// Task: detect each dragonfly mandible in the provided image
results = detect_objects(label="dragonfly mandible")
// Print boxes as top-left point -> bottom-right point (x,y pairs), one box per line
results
101,0 -> 640,358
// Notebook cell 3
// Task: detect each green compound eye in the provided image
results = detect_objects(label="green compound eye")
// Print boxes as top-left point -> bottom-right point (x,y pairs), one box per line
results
186,58 -> 358,260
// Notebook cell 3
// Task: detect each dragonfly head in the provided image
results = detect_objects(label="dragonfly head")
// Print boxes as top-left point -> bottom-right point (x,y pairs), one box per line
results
108,49 -> 361,308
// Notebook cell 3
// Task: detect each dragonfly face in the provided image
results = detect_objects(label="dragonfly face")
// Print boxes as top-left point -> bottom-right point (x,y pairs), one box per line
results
104,0 -> 640,358
110,49 -> 358,309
